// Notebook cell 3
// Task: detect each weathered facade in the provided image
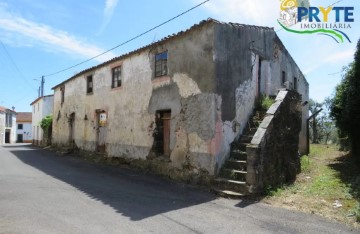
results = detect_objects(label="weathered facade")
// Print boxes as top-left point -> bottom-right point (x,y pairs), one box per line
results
0,106 -> 16,144
16,112 -> 32,143
52,19 -> 309,176
30,95 -> 54,145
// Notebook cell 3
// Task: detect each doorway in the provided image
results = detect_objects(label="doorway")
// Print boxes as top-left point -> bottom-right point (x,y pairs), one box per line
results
5,130 -> 10,143
96,110 -> 107,153
257,58 -> 262,96
69,113 -> 75,146
17,134 -> 23,143
152,110 -> 171,156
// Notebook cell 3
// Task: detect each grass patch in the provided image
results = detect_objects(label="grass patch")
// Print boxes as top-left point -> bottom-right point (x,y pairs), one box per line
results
300,155 -> 310,173
257,95 -> 275,111
264,144 -> 360,228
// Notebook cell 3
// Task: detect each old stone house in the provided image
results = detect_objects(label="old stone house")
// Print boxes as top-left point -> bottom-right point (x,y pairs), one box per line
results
0,106 -> 16,144
51,19 -> 309,187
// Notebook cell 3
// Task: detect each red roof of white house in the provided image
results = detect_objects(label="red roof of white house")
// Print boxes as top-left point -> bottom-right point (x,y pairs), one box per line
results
0,106 -> 16,113
16,112 -> 32,122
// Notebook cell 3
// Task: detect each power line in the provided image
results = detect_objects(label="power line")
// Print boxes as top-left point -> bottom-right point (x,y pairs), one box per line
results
44,0 -> 210,78
0,39 -> 36,89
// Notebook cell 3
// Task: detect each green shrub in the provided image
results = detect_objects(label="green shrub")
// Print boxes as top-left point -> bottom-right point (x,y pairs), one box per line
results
40,115 -> 53,131
257,95 -> 275,110
300,155 -> 310,173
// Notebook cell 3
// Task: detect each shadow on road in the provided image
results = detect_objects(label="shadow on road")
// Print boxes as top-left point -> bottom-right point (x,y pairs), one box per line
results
2,144 -> 33,149
10,146 -> 216,221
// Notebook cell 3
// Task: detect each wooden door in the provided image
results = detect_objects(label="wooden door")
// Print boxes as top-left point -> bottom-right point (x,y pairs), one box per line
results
5,131 -> 10,143
69,113 -> 75,146
162,112 -> 171,156
97,112 -> 107,153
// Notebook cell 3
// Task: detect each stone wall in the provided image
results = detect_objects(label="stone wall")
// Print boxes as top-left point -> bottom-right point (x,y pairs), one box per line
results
246,89 -> 302,193
52,23 -> 219,175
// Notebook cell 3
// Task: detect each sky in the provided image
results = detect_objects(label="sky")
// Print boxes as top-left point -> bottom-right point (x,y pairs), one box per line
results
0,0 -> 359,112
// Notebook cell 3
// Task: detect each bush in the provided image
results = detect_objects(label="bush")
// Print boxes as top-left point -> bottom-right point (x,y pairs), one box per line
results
257,95 -> 275,110
40,115 -> 53,131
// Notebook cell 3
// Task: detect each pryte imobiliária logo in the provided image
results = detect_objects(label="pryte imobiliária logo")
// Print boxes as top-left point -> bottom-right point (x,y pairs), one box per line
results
278,0 -> 354,43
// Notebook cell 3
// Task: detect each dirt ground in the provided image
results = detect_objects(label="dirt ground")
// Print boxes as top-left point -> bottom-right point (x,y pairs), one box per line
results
263,144 -> 360,228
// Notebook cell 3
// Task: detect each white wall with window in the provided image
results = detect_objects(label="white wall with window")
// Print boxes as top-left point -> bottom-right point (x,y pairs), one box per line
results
30,95 -> 54,145
16,122 -> 32,143
0,108 -> 16,144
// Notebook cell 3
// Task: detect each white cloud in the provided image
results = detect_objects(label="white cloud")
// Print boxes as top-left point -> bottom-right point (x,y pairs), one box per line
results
98,0 -> 119,34
303,49 -> 354,75
197,0 -> 279,27
0,7 -> 116,62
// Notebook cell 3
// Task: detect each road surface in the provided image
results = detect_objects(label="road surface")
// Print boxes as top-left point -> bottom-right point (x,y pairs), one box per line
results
0,144 -> 356,233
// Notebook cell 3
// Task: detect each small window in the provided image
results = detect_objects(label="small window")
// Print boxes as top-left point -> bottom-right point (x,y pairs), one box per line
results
5,113 -> 12,127
293,77 -> 298,91
155,51 -> 168,77
112,66 -> 121,88
87,75 -> 93,93
61,86 -> 65,104
282,71 -> 286,86
18,124 -> 23,130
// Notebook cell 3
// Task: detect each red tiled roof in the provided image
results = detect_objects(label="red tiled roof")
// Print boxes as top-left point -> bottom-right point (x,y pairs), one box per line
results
30,95 -> 54,106
52,18 -> 274,90
16,112 -> 32,122
0,106 -> 15,113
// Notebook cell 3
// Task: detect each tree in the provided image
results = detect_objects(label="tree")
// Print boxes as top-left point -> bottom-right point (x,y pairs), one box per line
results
40,115 -> 53,146
330,38 -> 360,160
309,99 -> 322,143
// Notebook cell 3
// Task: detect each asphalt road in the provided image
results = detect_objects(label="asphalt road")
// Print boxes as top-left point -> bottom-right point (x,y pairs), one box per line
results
0,144 -> 356,234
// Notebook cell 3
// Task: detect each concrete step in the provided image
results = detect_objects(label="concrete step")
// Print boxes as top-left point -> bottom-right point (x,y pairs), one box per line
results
214,178 -> 248,193
238,143 -> 247,151
239,135 -> 253,144
225,159 -> 247,171
230,150 -> 247,160
220,168 -> 247,181
246,128 -> 258,135
211,188 -> 246,198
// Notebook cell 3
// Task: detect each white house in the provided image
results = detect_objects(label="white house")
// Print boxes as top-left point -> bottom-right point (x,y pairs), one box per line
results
16,112 -> 32,143
0,106 -> 17,144
30,95 -> 54,145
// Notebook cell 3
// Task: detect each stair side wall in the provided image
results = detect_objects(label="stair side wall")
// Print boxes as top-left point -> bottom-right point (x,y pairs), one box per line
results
246,90 -> 302,193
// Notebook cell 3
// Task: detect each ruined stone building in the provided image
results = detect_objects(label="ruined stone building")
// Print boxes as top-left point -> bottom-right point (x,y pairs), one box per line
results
51,19 -> 309,184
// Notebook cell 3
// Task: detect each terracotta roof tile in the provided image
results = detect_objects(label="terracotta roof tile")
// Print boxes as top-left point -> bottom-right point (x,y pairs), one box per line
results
52,18 -> 274,90
16,112 -> 32,122
0,106 -> 15,113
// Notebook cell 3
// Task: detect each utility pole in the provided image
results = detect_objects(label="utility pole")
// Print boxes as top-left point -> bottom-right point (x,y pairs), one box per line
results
41,76 -> 45,97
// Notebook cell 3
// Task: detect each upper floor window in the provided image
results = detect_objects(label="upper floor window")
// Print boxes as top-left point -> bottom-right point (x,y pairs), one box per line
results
155,51 -> 168,77
5,113 -> 12,128
112,66 -> 122,88
293,77 -> 298,91
87,75 -> 93,94
18,124 -> 23,130
60,86 -> 65,104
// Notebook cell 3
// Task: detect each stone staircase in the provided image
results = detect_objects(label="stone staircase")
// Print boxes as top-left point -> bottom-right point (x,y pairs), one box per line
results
212,110 -> 266,198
